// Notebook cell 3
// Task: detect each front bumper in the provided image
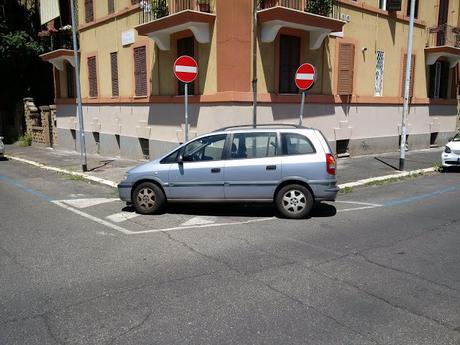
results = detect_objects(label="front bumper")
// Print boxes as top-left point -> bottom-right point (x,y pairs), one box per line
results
442,152 -> 460,167
117,181 -> 133,202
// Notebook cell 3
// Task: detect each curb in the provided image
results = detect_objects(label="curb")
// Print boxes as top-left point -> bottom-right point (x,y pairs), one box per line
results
6,154 -> 435,192
6,155 -> 118,188
337,167 -> 436,189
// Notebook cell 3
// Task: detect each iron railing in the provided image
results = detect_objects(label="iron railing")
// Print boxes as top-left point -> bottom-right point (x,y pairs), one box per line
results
427,24 -> 460,48
258,0 -> 340,19
139,0 -> 212,24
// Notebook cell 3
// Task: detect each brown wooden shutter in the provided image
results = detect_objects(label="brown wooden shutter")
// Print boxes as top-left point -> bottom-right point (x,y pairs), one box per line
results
110,52 -> 119,97
401,54 -> 415,98
66,63 -> 75,98
85,0 -> 94,22
337,43 -> 355,95
87,56 -> 98,98
134,46 -> 147,97
108,0 -> 115,14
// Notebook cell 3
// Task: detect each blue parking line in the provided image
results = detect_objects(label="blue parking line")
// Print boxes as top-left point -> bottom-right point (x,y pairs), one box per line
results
383,185 -> 460,207
0,175 -> 53,202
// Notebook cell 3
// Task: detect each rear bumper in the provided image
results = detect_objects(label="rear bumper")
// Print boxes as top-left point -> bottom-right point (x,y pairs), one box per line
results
310,180 -> 339,202
117,182 -> 133,202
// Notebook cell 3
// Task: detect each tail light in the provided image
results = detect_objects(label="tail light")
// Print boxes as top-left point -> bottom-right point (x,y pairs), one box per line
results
326,153 -> 336,175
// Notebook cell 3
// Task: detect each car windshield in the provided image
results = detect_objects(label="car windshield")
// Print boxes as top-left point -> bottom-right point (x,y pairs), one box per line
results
452,132 -> 460,141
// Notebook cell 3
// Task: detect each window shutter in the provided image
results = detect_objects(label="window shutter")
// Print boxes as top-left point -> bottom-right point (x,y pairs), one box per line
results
401,54 -> 415,98
66,63 -> 75,98
337,43 -> 355,95
108,0 -> 115,14
110,52 -> 119,97
87,56 -> 98,98
134,46 -> 147,97
85,0 -> 94,22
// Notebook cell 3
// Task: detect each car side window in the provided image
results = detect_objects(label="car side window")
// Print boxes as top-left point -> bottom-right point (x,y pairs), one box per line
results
282,133 -> 316,155
182,134 -> 227,162
230,133 -> 277,159
160,149 -> 180,164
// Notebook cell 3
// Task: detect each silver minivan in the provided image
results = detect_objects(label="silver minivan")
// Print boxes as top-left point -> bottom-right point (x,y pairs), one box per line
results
118,125 -> 339,219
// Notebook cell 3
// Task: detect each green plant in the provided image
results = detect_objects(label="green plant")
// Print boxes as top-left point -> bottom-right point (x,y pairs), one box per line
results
339,186 -> 353,194
432,162 -> 443,172
151,0 -> 168,18
18,133 -> 32,147
305,0 -> 333,16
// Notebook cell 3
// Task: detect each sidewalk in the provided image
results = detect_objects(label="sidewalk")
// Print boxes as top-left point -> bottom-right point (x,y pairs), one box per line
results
4,143 -> 444,187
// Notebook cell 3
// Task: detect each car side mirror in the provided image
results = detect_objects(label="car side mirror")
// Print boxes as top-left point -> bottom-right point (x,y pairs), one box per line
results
177,154 -> 184,163
448,137 -> 453,142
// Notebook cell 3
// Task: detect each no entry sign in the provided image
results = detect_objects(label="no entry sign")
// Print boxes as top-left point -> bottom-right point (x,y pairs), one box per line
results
174,55 -> 198,84
295,63 -> 316,91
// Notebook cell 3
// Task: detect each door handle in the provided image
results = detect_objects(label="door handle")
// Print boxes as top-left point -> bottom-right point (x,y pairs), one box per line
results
266,165 -> 277,170
211,168 -> 221,173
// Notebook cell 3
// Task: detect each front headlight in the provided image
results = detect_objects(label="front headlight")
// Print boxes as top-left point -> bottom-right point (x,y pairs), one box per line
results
445,146 -> 452,153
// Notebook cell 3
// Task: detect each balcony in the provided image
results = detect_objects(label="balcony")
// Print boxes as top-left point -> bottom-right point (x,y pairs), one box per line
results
138,0 -> 212,24
136,0 -> 215,50
425,24 -> 460,68
259,0 -> 339,18
257,0 -> 344,50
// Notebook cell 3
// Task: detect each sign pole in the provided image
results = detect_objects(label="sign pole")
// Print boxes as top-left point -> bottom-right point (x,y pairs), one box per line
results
70,0 -> 87,172
299,91 -> 306,126
184,83 -> 189,143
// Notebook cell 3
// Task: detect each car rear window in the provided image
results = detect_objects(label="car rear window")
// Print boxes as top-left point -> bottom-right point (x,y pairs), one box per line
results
281,133 -> 316,155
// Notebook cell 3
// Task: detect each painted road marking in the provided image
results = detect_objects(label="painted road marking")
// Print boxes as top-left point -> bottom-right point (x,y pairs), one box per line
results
61,198 -> 119,209
106,212 -> 140,223
335,201 -> 383,213
181,216 -> 216,226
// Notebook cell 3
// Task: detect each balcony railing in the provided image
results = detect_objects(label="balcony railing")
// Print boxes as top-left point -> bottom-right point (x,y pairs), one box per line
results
258,0 -> 340,19
427,24 -> 460,48
139,0 -> 212,24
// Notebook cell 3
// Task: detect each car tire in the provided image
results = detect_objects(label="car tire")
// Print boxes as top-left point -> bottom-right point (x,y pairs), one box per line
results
132,182 -> 166,215
275,184 -> 314,219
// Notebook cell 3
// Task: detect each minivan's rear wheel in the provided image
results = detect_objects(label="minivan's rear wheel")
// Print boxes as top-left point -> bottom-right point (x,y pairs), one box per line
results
132,182 -> 165,215
276,184 -> 313,219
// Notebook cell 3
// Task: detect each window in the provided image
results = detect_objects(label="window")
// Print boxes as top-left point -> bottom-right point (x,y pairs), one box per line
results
429,61 -> 449,99
110,52 -> 119,97
281,133 -> 316,155
279,35 -> 300,94
406,0 -> 419,18
66,62 -> 75,98
84,0 -> 94,22
177,37 -> 195,95
230,133 -> 277,159
182,135 -> 227,162
337,42 -> 355,95
401,54 -> 415,98
134,46 -> 147,97
374,51 -> 385,96
108,0 -> 115,14
87,56 -> 98,98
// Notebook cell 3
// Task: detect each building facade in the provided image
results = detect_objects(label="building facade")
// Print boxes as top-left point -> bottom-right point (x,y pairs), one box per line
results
41,0 -> 460,159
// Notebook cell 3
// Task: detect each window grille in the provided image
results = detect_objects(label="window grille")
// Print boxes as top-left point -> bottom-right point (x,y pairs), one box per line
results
374,51 -> 385,97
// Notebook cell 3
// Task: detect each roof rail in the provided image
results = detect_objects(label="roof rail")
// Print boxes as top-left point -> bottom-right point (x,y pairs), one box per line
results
215,123 -> 309,132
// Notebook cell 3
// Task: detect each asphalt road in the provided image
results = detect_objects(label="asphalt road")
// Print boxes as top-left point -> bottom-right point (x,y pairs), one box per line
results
0,159 -> 459,345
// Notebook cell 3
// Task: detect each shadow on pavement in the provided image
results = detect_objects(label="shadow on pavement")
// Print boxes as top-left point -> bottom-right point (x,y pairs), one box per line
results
0,157 -> 9,161
122,202 -> 337,219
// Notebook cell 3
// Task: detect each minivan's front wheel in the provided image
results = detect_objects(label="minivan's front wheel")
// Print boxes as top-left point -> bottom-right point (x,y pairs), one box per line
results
276,184 -> 313,219
132,182 -> 165,215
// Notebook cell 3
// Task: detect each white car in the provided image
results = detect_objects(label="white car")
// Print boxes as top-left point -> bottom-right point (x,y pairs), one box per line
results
442,131 -> 460,169
0,136 -> 4,158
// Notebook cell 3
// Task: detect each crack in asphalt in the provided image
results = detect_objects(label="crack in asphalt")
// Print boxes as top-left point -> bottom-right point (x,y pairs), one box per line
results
310,265 -> 460,334
105,311 -> 153,345
255,279 -> 382,345
42,314 -> 66,345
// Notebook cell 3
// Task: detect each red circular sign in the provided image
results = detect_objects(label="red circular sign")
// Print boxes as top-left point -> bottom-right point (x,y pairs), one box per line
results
295,63 -> 317,91
174,55 -> 198,83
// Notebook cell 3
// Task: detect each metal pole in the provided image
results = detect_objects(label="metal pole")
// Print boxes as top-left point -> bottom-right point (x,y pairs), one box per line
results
299,91 -> 305,126
70,0 -> 87,172
252,0 -> 257,128
184,83 -> 189,142
399,0 -> 416,171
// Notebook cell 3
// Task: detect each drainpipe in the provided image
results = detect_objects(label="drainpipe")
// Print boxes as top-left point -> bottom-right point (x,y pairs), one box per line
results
252,0 -> 258,128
